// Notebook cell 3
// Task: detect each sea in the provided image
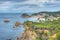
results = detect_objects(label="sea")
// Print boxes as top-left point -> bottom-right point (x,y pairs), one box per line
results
0,13 -> 37,40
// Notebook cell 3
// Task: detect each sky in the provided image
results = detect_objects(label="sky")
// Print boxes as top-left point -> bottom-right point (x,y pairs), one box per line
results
0,0 -> 60,13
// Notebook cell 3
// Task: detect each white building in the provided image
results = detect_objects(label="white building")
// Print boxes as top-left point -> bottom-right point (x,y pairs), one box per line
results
48,15 -> 60,21
35,17 -> 46,22
39,18 -> 45,22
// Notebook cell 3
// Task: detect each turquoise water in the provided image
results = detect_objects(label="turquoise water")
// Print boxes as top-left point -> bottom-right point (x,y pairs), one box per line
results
0,13 -> 37,40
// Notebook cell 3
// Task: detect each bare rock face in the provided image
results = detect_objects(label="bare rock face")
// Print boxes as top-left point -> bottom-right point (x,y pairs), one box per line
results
20,27 -> 37,40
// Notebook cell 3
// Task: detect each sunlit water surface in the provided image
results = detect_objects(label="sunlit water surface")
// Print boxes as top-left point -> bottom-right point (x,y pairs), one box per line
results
0,13 -> 37,40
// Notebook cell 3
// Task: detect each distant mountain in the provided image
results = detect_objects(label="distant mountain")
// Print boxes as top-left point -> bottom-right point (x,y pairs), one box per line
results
39,11 -> 60,14
32,11 -> 60,15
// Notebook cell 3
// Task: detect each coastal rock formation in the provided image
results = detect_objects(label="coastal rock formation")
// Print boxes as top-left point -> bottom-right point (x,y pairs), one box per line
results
13,22 -> 21,28
4,19 -> 10,23
15,37 -> 20,40
15,22 -> 20,26
20,27 -> 37,40
21,13 -> 30,18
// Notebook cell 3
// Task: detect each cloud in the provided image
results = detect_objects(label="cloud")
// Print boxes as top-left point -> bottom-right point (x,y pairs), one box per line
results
0,0 -> 27,2
0,0 -> 60,13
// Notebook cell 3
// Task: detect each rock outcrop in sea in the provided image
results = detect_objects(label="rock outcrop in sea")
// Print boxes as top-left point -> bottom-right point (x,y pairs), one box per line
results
21,13 -> 30,18
13,22 -> 21,28
4,19 -> 10,23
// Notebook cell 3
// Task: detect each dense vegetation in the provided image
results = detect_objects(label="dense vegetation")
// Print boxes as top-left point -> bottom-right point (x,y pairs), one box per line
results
24,18 -> 60,40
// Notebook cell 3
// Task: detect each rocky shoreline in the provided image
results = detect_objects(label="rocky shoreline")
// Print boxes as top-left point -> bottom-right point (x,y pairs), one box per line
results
6,12 -> 60,40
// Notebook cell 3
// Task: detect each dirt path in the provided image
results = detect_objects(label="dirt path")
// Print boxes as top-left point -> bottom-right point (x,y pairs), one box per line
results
51,34 -> 56,38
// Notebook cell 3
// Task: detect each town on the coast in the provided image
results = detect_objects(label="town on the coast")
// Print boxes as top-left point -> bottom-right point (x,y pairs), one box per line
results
6,12 -> 60,40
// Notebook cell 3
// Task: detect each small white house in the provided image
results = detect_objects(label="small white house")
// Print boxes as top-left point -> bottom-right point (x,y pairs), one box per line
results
35,17 -> 46,22
48,15 -> 60,21
39,18 -> 45,22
